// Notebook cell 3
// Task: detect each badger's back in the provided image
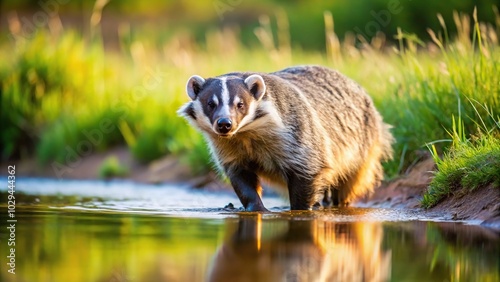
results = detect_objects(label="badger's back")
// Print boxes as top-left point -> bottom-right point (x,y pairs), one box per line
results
265,66 -> 393,202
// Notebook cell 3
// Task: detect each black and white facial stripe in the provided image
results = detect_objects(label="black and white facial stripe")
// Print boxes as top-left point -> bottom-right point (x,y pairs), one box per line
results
180,73 -> 272,137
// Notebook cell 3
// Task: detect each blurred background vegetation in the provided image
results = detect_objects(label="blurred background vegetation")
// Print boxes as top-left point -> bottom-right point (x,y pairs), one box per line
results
0,0 -> 499,179
1,0 -> 498,49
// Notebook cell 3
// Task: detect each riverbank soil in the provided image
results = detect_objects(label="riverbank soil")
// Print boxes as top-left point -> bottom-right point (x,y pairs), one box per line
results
429,184 -> 499,228
358,158 -> 500,229
2,146 -> 208,184
356,158 -> 436,209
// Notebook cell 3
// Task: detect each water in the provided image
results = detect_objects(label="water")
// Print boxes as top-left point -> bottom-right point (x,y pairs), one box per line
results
0,178 -> 499,282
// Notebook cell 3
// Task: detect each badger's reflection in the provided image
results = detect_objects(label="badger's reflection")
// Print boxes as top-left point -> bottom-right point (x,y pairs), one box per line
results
208,215 -> 391,282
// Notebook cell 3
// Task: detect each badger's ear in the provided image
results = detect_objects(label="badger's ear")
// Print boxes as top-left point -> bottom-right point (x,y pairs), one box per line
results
186,75 -> 206,100
244,74 -> 266,101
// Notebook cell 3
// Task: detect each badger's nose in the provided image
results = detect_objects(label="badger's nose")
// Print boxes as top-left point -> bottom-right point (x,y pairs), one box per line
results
217,118 -> 232,134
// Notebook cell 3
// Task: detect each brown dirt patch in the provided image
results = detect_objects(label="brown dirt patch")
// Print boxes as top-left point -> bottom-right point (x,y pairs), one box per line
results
2,146 -> 198,184
357,157 -> 500,229
429,184 -> 500,229
356,158 -> 436,209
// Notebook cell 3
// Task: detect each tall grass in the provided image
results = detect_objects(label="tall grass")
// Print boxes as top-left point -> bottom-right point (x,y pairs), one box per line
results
1,8 -> 499,182
378,10 -> 500,175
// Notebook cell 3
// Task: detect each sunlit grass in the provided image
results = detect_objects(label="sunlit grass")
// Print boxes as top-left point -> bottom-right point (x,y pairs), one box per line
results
380,10 -> 500,175
423,111 -> 500,208
98,156 -> 129,178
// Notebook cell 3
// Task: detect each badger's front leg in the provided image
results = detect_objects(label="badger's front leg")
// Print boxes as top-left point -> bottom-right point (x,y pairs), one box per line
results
287,173 -> 316,210
227,168 -> 268,212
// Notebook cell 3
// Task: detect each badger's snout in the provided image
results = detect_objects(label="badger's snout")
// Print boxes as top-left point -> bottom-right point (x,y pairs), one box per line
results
216,118 -> 232,134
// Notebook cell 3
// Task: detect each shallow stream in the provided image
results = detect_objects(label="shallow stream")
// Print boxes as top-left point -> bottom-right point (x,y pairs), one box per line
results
0,178 -> 498,281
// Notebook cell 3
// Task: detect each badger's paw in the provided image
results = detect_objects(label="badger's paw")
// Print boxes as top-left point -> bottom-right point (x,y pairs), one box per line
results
245,202 -> 269,212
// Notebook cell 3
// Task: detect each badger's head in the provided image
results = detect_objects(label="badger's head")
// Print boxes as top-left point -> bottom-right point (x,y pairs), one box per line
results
178,74 -> 267,138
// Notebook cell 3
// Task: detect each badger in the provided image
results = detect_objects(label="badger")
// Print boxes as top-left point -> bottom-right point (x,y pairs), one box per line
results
178,65 -> 393,211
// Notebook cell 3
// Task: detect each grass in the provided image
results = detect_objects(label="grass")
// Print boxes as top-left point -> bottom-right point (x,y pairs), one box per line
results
98,156 -> 129,179
381,11 -> 500,175
422,112 -> 500,208
1,8 -> 499,203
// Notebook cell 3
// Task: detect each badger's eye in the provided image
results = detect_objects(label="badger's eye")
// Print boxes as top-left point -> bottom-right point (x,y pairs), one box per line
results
237,102 -> 244,109
208,101 -> 216,109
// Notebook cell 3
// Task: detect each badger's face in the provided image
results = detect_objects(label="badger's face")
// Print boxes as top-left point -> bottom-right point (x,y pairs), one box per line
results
178,74 -> 267,138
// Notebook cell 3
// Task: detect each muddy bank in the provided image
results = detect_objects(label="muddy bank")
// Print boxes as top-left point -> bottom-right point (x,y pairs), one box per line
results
0,146 -> 221,189
2,147 -> 499,228
358,158 -> 500,229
